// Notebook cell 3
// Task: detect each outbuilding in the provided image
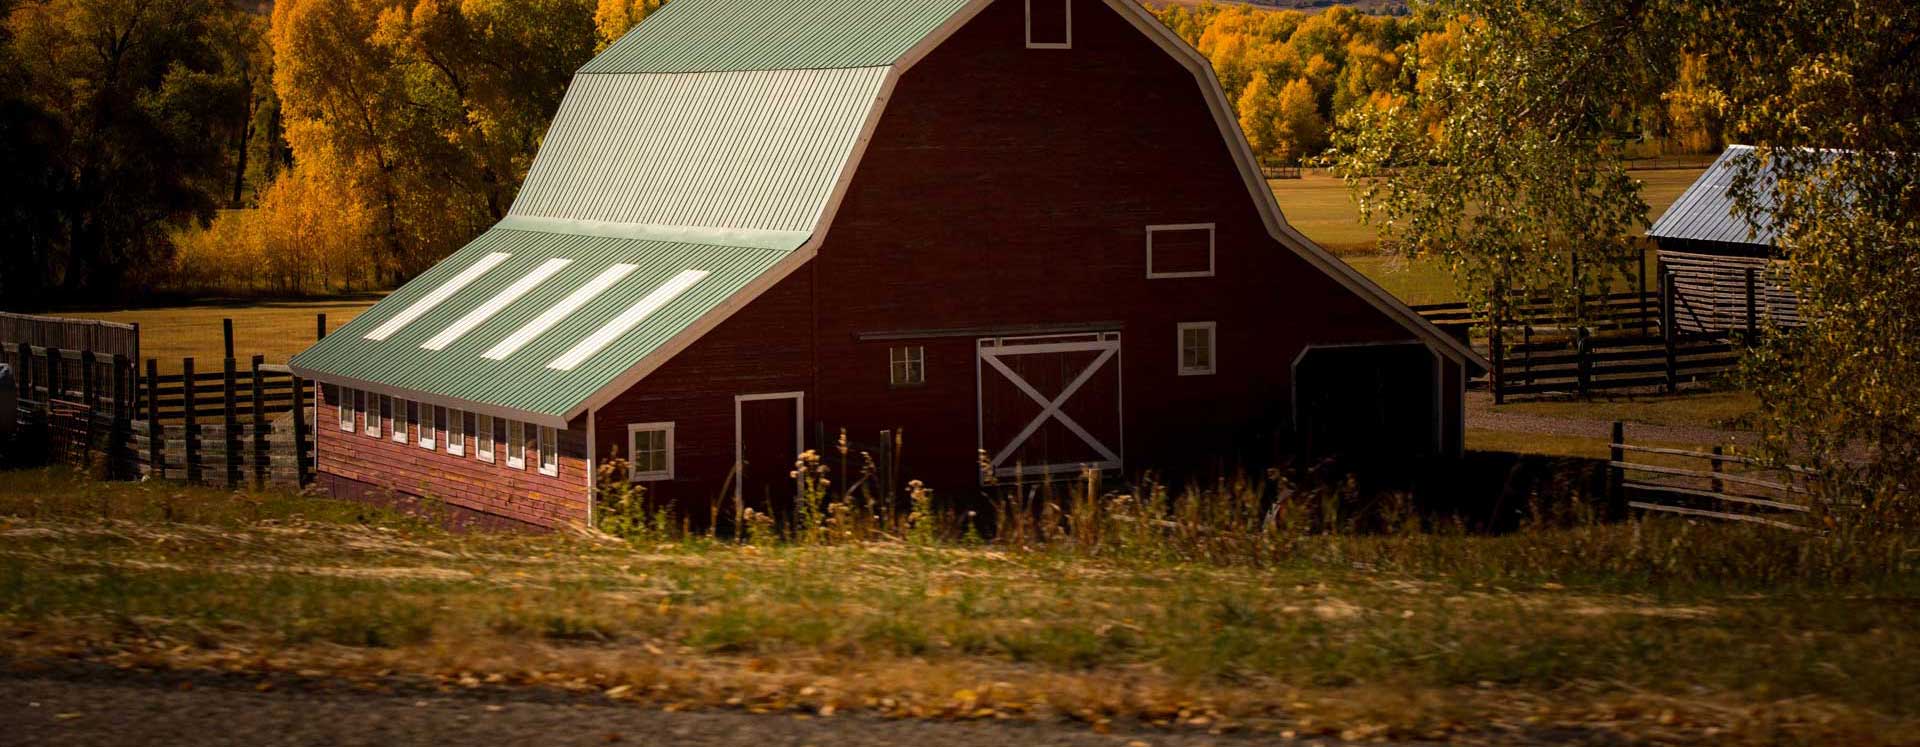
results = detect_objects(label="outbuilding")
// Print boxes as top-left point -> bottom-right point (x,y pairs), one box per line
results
290,0 -> 1483,530
1648,145 -> 1803,335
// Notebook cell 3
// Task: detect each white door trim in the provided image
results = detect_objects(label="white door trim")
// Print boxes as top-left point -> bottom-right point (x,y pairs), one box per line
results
734,391 -> 806,507
977,332 -> 1123,479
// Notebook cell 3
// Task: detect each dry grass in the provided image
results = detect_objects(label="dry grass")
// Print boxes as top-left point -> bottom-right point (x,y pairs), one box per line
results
1,467 -> 1915,745
55,296 -> 380,372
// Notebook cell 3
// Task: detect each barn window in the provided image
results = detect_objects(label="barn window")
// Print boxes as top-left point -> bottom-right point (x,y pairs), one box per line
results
394,399 -> 412,444
420,406 -> 439,450
447,410 -> 466,457
338,388 -> 356,432
1147,224 -> 1216,279
1026,0 -> 1070,49
628,422 -> 674,482
889,346 -> 926,387
365,394 -> 383,439
507,421 -> 527,470
538,426 -> 560,476
1179,322 -> 1216,376
477,416 -> 496,464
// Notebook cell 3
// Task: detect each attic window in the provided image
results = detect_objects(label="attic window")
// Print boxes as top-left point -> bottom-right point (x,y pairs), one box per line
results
1147,224 -> 1216,279
1026,0 -> 1070,49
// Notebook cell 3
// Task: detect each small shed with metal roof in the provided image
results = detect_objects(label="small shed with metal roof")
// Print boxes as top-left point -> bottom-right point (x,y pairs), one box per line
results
292,0 -> 1484,530
1648,146 -> 1802,335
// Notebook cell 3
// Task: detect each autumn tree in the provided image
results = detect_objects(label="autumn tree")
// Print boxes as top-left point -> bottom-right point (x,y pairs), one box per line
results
594,0 -> 666,49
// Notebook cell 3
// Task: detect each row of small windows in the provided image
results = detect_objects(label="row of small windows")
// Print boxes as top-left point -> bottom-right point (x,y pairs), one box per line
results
335,388 -> 558,476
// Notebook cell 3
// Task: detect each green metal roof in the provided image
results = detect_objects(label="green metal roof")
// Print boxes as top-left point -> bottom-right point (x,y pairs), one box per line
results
510,67 -> 890,233
581,0 -> 971,74
290,227 -> 788,424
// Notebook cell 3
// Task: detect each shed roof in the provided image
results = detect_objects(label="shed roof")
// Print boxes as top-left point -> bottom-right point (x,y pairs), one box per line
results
1648,146 -> 1781,247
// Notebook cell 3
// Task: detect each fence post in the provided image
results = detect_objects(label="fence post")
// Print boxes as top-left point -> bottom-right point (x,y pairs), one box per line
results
14,343 -> 28,403
1744,267 -> 1759,342
183,358 -> 199,484
1522,326 -> 1534,387
1576,327 -> 1592,398
291,376 -> 309,485
1609,421 -> 1625,508
1710,446 -> 1724,494
46,346 -> 61,401
146,359 -> 161,480
1489,323 -> 1506,405
1637,254 -> 1651,337
224,354 -> 238,487
80,350 -> 95,411
251,355 -> 266,488
317,314 -> 327,341
1662,272 -> 1678,394
108,355 -> 125,476
223,318 -> 235,361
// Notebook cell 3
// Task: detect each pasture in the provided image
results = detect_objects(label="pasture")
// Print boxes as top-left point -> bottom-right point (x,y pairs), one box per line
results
0,468 -> 1912,746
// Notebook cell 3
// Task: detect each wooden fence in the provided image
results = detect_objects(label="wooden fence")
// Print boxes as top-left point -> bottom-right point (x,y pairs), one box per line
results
0,312 -> 138,362
1608,422 -> 1813,530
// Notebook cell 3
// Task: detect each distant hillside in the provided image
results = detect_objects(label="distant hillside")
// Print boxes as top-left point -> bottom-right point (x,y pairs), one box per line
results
1149,0 -> 1411,15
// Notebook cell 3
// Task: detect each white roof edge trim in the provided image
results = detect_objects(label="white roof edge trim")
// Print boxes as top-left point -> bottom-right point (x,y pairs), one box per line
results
1104,0 -> 1487,371
496,215 -> 808,252
365,252 -> 511,341
422,258 -> 574,351
287,368 -> 571,430
484,264 -> 640,361
547,270 -> 712,372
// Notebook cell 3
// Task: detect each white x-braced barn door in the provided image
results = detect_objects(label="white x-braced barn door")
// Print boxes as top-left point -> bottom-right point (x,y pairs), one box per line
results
976,332 -> 1123,480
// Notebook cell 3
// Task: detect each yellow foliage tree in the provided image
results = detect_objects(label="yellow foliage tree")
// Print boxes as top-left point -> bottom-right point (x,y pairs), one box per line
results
1236,71 -> 1282,163
594,0 -> 666,50
1275,77 -> 1327,165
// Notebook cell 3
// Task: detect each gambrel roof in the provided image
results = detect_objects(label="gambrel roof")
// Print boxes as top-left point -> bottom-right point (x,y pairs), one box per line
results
291,0 -> 1481,428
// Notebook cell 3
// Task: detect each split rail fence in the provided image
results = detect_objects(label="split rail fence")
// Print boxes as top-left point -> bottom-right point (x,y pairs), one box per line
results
3,314 -> 331,488
1607,421 -> 1815,531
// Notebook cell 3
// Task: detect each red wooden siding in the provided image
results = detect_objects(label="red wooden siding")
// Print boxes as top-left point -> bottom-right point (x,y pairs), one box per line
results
316,386 -> 590,529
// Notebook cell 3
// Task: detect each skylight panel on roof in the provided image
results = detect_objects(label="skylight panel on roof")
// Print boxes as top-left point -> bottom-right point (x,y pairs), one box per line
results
546,270 -> 711,372
365,252 -> 512,341
483,264 -> 639,361
422,258 -> 573,351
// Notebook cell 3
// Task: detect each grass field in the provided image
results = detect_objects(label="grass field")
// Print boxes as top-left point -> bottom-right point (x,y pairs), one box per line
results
0,468 -> 1913,745
55,296 -> 380,371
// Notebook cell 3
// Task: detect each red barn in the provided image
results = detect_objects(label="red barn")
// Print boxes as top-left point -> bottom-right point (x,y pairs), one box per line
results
290,0 -> 1483,530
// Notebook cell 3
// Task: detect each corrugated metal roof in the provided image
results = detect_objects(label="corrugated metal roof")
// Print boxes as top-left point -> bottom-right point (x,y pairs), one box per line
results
1648,146 -> 1780,247
580,0 -> 971,74
290,227 -> 787,423
509,67 -> 889,233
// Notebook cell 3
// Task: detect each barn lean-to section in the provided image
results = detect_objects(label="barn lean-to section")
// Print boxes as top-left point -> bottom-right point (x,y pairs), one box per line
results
292,0 -> 1483,530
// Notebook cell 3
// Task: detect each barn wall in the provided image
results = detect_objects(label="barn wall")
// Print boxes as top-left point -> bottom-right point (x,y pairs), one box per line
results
315,386 -> 591,529
804,0 -> 1434,492
590,265 -> 817,524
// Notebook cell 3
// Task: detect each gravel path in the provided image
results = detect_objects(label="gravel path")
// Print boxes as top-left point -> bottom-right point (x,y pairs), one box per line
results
0,669 -> 1438,747
1464,391 -> 1754,448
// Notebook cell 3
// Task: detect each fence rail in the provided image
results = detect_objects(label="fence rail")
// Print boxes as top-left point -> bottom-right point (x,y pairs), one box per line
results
1607,422 -> 1813,531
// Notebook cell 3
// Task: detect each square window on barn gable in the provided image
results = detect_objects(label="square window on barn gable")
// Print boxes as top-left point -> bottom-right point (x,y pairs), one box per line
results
1179,322 -> 1217,376
889,346 -> 926,387
1026,0 -> 1070,49
1147,224 -> 1216,279
628,422 -> 674,482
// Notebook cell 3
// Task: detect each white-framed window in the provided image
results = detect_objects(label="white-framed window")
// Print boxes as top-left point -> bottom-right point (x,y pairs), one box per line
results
889,346 -> 926,387
1025,0 -> 1070,49
537,426 -> 559,476
394,399 -> 411,443
337,387 -> 356,432
627,422 -> 674,482
365,394 -> 383,439
1178,322 -> 1217,376
447,409 -> 466,457
420,405 -> 438,450
507,421 -> 526,470
477,416 -> 496,464
1146,223 -> 1217,279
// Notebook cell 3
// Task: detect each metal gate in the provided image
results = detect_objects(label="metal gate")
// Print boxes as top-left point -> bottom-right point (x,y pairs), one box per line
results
976,332 -> 1123,480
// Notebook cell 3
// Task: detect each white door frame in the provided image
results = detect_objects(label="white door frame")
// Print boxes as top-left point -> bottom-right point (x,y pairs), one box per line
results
976,332 -> 1123,479
734,391 -> 806,506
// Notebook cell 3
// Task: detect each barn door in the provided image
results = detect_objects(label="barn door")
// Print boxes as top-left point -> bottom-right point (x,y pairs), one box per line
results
735,392 -> 804,519
976,332 -> 1123,480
